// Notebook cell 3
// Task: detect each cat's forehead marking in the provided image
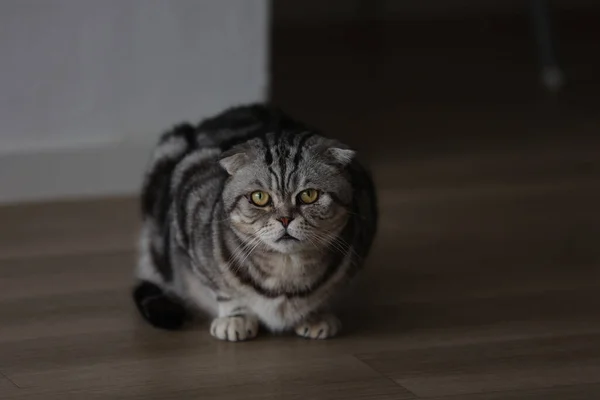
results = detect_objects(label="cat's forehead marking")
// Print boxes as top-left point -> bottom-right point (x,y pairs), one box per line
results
256,131 -> 318,196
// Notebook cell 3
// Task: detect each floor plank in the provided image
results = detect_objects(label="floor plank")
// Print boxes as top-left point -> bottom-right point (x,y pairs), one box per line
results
0,251 -> 133,301
0,378 -> 410,400
0,374 -> 20,395
428,383 -> 600,400
0,197 -> 137,261
2,355 -> 413,400
358,333 -> 600,397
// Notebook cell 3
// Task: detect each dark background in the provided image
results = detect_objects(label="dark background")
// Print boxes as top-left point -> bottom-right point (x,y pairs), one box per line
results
270,0 -> 599,159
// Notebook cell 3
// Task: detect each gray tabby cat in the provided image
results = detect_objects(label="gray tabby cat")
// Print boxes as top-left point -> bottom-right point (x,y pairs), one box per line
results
133,104 -> 377,341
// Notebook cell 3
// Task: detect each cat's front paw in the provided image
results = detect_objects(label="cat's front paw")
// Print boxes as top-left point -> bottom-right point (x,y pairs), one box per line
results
295,314 -> 341,340
210,314 -> 259,342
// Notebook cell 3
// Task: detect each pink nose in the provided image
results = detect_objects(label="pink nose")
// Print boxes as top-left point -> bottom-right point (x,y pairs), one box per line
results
278,217 -> 293,228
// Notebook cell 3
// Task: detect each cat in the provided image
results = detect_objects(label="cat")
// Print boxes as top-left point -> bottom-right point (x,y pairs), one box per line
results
132,104 -> 378,341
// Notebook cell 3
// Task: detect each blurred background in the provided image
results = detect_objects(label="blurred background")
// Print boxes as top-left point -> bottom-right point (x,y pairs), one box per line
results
0,0 -> 598,201
1,1 -> 600,399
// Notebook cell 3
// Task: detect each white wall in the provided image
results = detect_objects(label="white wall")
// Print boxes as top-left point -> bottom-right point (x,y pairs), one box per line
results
0,0 -> 268,203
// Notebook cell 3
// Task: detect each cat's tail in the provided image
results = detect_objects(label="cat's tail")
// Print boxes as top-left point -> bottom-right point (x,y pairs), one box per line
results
132,281 -> 189,330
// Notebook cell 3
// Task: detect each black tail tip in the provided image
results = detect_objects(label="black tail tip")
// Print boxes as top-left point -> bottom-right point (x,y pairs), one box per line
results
133,281 -> 188,330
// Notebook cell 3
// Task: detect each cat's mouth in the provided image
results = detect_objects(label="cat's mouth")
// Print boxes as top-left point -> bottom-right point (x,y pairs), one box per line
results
276,233 -> 299,242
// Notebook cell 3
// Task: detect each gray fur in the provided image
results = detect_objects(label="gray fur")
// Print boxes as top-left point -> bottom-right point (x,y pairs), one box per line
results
135,104 -> 377,341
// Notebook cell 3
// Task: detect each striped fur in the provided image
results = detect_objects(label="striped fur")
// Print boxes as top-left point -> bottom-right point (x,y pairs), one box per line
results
133,104 -> 378,341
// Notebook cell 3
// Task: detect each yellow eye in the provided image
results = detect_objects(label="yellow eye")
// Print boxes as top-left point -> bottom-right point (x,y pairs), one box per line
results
299,189 -> 319,204
250,191 -> 271,207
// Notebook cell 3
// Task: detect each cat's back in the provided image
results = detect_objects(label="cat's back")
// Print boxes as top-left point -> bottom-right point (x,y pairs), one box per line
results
198,103 -> 308,152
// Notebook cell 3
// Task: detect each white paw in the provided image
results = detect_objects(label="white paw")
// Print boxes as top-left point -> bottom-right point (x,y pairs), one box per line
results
210,315 -> 259,342
295,314 -> 341,340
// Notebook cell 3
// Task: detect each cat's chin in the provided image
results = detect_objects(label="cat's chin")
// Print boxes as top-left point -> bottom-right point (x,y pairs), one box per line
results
266,239 -> 308,255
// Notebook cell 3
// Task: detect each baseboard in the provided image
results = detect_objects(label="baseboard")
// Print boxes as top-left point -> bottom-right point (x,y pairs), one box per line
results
0,139 -> 155,204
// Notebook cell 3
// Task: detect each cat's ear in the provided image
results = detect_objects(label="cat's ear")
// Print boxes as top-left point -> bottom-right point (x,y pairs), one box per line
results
219,145 -> 254,175
327,147 -> 356,166
219,152 -> 247,175
318,139 -> 356,166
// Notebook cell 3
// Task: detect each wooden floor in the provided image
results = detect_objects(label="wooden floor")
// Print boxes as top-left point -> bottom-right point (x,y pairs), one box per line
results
1,142 -> 599,400
2,15 -> 600,400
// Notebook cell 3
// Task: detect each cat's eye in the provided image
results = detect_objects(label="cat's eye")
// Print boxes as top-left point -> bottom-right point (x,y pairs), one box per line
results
299,189 -> 319,204
250,191 -> 271,207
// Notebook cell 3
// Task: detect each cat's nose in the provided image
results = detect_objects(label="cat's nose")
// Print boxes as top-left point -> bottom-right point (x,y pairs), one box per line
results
278,216 -> 294,228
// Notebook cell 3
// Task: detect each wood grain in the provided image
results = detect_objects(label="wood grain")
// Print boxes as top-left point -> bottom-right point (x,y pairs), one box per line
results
0,375 -> 19,395
0,197 -> 138,261
428,384 -> 600,400
358,333 -> 600,397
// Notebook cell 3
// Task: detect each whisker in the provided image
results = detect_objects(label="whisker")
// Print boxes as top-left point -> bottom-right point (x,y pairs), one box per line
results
227,226 -> 265,268
304,234 -> 321,251
238,239 -> 263,267
307,232 -> 346,256
344,209 -> 367,219
311,229 -> 361,261
228,237 -> 258,268
228,224 -> 270,271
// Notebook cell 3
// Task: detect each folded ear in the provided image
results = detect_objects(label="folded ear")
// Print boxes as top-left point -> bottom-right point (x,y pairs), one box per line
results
317,139 -> 356,167
219,144 -> 255,175
327,147 -> 356,166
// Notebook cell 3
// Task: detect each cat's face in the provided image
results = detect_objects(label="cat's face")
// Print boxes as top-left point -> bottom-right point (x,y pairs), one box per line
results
220,133 -> 354,254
